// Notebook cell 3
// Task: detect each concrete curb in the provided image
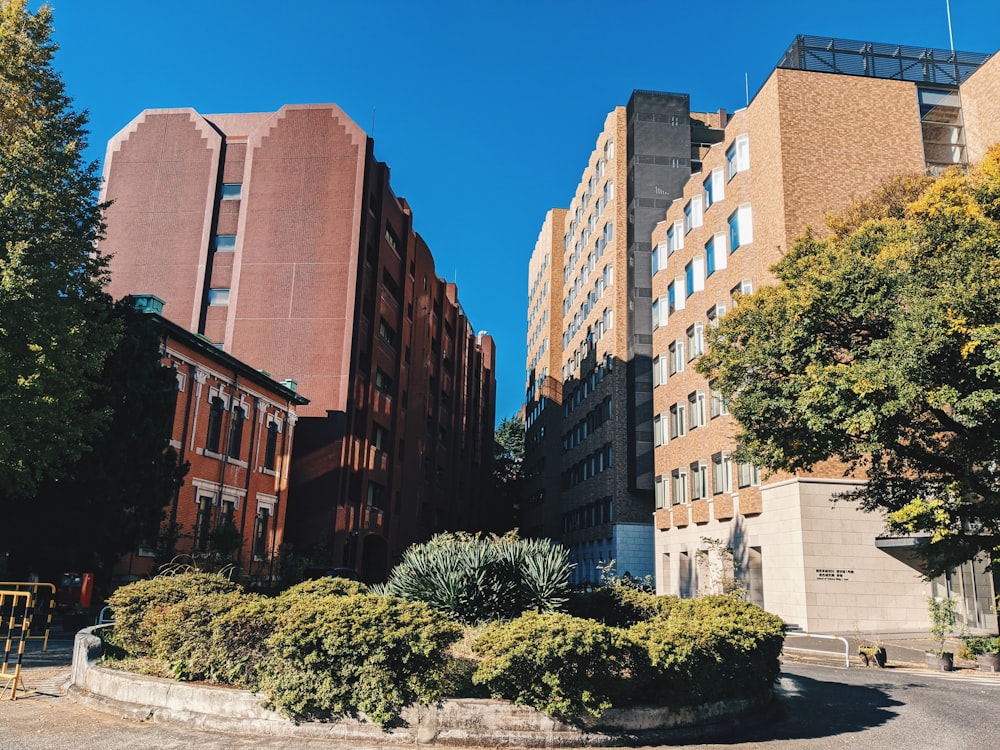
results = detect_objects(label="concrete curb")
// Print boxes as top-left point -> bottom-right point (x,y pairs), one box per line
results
69,626 -> 773,747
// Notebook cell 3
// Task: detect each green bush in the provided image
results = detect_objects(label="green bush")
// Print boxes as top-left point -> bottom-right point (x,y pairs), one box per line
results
959,635 -> 1000,659
105,572 -> 241,656
629,595 -> 784,707
375,531 -> 572,624
472,611 -> 643,719
565,585 -> 674,627
258,593 -> 462,727
278,576 -> 368,599
148,590 -> 247,680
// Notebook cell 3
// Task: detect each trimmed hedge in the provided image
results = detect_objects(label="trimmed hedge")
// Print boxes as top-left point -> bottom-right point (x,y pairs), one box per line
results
258,593 -> 462,726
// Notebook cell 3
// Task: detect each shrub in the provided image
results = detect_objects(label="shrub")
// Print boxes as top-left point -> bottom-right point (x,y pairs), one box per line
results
105,572 -> 241,656
375,531 -> 573,624
959,635 -> 1000,659
258,593 -> 462,727
472,611 -> 643,720
148,590 -> 248,680
565,585 -> 674,627
629,595 -> 784,707
278,576 -> 368,599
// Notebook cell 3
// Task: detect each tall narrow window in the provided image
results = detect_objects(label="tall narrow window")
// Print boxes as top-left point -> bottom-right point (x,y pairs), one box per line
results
194,497 -> 213,551
264,420 -> 279,470
206,396 -> 225,453
253,507 -> 271,559
713,452 -> 733,494
228,406 -> 245,459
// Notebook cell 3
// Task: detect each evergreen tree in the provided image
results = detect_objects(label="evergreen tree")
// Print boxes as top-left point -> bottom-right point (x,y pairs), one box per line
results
0,0 -> 121,499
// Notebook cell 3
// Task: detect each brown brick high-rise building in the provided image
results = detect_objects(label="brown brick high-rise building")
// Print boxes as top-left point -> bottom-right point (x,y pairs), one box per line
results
100,104 -> 497,581
650,37 -> 1000,633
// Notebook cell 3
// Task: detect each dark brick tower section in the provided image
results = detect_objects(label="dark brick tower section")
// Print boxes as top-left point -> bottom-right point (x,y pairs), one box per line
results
101,105 -> 497,581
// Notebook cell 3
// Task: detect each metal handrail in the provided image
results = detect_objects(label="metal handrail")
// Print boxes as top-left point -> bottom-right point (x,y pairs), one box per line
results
784,631 -> 851,668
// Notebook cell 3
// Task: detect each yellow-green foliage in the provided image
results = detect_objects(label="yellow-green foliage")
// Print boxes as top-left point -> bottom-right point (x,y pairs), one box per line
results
278,576 -> 368,599
105,572 -> 240,656
258,593 -> 462,727
472,611 -> 646,720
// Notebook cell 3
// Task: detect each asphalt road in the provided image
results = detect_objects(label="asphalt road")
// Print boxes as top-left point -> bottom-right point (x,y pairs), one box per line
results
1,647 -> 998,749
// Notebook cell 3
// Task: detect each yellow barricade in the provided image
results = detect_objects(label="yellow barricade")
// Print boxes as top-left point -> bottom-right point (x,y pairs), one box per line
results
1,590 -> 32,700
0,582 -> 55,651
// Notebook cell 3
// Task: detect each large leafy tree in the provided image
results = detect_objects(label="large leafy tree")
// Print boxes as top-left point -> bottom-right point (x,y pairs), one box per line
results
10,301 -> 189,584
0,0 -> 121,498
698,148 -> 1000,576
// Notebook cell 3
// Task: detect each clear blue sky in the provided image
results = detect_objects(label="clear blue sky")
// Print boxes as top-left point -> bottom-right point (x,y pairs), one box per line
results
47,0 -> 1000,423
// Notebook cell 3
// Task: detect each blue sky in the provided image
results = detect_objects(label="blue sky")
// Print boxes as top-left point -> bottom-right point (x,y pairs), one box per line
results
48,0 -> 1000,423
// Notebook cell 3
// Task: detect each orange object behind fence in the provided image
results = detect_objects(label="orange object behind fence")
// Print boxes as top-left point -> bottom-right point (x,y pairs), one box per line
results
0,590 -> 32,700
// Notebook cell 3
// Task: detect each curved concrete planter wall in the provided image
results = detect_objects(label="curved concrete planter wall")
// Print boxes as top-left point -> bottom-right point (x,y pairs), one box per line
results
71,626 -> 770,746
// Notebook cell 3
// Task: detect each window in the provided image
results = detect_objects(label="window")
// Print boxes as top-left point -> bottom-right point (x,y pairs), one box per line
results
207,288 -> 230,306
605,140 -> 615,160
704,167 -> 724,208
384,226 -> 400,253
683,196 -> 703,234
688,390 -> 706,429
652,297 -> 668,330
206,396 -> 225,453
651,245 -> 662,275
375,369 -> 393,393
687,322 -> 705,359
671,468 -> 688,504
263,420 -> 279,470
228,405 -> 245,458
668,220 -> 684,253
194,496 -> 213,552
214,234 -> 236,251
690,461 -> 708,500
655,475 -> 669,509
220,183 -> 242,200
603,180 -> 614,203
728,204 -> 754,252
731,279 -> 753,307
706,232 -> 727,277
684,256 -> 705,297
253,506 -> 271,559
726,134 -> 750,180
378,317 -> 396,347
602,307 -> 613,332
713,452 -> 733,494
653,355 -> 669,387
710,380 -> 729,418
603,221 -> 614,246
669,402 -> 687,439
738,463 -> 761,488
653,413 -> 669,447
669,339 -> 685,375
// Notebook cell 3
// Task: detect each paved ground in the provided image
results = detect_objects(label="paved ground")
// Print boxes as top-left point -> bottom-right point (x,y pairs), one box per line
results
2,632 -> 998,749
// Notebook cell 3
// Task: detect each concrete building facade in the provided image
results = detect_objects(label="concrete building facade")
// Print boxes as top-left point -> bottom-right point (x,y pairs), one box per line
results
650,36 -> 1000,633
100,105 -> 497,582
523,92 -> 725,583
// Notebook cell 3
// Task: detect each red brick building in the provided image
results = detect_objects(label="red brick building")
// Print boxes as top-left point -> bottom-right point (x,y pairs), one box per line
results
100,105 -> 498,581
115,295 -> 308,584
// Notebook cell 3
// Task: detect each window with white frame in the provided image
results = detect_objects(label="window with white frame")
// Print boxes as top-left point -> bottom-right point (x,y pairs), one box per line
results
690,460 -> 708,500
687,322 -> 705,359
651,245 -> 660,276
704,167 -> 725,208
653,413 -> 669,447
669,220 -> 684,252
685,255 -> 705,297
605,140 -> 615,160
655,475 -> 669,509
738,462 -> 761,488
728,204 -> 754,253
706,232 -> 727,277
653,355 -> 669,386
668,339 -> 685,375
652,297 -> 668,330
669,402 -> 687,439
672,468 -> 688,504
726,134 -> 750,181
683,196 -> 703,234
709,379 -> 729,418
688,390 -> 706,428
730,279 -> 753,307
712,452 -> 733,494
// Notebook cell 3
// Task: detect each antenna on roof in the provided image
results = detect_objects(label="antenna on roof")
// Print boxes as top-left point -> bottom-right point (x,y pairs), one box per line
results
745,72 -> 749,107
945,0 -> 955,52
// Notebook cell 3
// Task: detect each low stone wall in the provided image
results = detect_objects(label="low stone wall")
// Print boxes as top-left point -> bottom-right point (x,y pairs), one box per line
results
70,626 -> 770,746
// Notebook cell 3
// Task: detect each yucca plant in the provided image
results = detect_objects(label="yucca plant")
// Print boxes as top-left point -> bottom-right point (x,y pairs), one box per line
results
375,531 -> 573,623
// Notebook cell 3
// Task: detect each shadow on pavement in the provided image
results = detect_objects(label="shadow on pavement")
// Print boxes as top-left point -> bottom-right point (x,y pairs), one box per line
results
704,671 -> 904,745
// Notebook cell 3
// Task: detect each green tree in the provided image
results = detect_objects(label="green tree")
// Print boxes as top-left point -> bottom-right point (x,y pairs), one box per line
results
493,415 -> 524,522
8,301 -> 188,584
0,0 -> 120,499
698,148 -> 1000,576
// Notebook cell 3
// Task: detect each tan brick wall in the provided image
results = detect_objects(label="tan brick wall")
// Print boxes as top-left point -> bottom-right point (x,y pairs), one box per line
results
961,52 -> 1000,164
